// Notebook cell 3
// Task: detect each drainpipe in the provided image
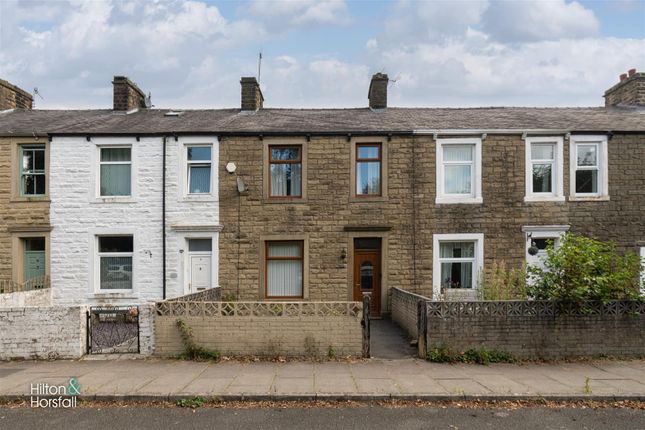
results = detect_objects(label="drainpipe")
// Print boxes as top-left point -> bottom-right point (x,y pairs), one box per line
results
162,135 -> 167,300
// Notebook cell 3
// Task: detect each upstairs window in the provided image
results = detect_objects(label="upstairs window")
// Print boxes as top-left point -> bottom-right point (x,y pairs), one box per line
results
570,135 -> 608,198
356,143 -> 381,196
525,137 -> 564,201
269,146 -> 302,198
436,138 -> 482,204
97,235 -> 133,291
99,147 -> 131,197
187,145 -> 212,194
20,145 -> 46,196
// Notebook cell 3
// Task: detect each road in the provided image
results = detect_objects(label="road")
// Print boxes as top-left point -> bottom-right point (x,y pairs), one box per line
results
0,406 -> 643,430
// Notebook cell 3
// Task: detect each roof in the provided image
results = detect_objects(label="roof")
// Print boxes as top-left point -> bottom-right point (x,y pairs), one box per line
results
0,106 -> 644,135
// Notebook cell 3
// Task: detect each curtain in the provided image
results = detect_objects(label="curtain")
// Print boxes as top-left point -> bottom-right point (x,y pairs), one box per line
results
100,164 -> 131,196
100,256 -> 132,290
356,161 -> 380,194
440,242 -> 475,289
189,165 -> 211,193
267,242 -> 302,297
271,163 -> 301,196
443,145 -> 472,194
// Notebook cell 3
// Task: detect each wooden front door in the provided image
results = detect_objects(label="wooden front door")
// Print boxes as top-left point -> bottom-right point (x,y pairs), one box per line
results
353,248 -> 381,316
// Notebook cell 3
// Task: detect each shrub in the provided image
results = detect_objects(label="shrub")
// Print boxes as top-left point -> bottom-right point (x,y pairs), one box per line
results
479,261 -> 528,300
527,233 -> 642,304
427,345 -> 517,365
175,319 -> 220,361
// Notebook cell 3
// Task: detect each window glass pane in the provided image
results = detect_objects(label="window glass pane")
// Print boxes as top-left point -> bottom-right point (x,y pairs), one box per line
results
356,161 -> 380,195
188,239 -> 212,252
100,256 -> 132,290
577,144 -> 597,166
99,236 -> 133,253
360,262 -> 373,289
531,144 -> 554,160
439,241 -> 475,258
101,147 -> 131,162
188,165 -> 211,193
444,165 -> 472,194
532,238 -> 552,251
357,145 -> 379,159
532,163 -> 552,193
575,170 -> 598,193
100,164 -> 131,196
268,242 -> 301,258
354,238 -> 381,250
443,145 -> 473,162
270,163 -> 302,196
271,147 -> 300,161
35,175 -> 46,195
24,238 -> 46,251
440,262 -> 473,289
267,260 -> 302,297
187,146 -> 211,161
22,175 -> 35,195
34,149 -> 45,170
22,150 -> 34,172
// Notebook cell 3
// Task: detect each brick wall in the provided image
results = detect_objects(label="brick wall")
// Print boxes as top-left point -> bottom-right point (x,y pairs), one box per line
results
0,79 -> 33,110
423,301 -> 645,359
604,73 -> 645,107
391,287 -> 429,340
154,301 -> 363,357
0,306 -> 86,359
0,288 -> 51,307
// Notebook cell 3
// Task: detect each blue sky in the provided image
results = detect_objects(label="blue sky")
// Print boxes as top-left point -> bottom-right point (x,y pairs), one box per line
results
1,0 -> 644,109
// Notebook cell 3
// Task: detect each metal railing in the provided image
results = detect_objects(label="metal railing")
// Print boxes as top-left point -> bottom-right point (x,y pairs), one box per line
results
0,276 -> 50,294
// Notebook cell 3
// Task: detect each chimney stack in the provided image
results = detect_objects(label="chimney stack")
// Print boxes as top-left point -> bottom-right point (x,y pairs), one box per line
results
112,76 -> 147,111
240,77 -> 263,111
368,73 -> 388,109
604,69 -> 645,107
0,79 -> 33,110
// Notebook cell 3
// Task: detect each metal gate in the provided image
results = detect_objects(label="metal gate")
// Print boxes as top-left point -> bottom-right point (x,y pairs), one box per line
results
87,306 -> 140,354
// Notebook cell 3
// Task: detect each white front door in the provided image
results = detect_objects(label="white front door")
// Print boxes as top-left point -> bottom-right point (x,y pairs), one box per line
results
190,255 -> 211,292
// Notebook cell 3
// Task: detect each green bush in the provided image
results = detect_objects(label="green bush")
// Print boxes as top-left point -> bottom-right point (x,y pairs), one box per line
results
427,345 -> 517,365
527,233 -> 642,303
175,319 -> 220,361
479,261 -> 528,300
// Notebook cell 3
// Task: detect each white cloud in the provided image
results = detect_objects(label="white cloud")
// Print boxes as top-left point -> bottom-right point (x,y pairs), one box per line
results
482,0 -> 600,42
246,0 -> 350,28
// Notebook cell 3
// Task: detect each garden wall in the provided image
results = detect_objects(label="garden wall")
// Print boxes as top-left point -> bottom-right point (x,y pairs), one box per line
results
391,287 -> 429,341
154,301 -> 364,357
0,288 -> 51,308
421,301 -> 645,359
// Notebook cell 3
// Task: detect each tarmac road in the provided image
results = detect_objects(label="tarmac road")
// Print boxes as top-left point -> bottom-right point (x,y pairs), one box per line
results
0,405 -> 643,430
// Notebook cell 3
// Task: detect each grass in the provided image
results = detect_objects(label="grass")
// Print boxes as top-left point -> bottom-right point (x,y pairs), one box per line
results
177,396 -> 207,408
427,345 -> 518,365
175,319 -> 221,361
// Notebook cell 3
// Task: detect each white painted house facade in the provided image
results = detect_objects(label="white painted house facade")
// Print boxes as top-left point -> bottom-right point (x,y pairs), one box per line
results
50,134 -> 219,305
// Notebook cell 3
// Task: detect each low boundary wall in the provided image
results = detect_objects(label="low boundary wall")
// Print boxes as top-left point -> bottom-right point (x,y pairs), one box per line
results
154,301 -> 365,357
391,287 -> 430,341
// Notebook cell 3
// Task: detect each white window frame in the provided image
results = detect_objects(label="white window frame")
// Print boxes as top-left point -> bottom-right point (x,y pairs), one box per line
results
432,233 -> 484,298
94,234 -> 134,294
179,136 -> 218,201
569,135 -> 609,200
522,225 -> 569,264
185,144 -> 214,196
436,137 -> 482,204
524,136 -> 564,202
96,144 -> 133,198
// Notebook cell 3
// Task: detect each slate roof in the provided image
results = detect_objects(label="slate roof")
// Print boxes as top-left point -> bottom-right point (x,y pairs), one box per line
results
0,106 -> 644,135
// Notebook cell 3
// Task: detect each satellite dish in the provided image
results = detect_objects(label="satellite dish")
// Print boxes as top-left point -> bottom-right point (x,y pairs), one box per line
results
226,162 -> 237,174
236,177 -> 247,193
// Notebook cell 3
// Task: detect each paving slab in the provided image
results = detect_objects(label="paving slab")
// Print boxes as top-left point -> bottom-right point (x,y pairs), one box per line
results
272,377 -> 314,394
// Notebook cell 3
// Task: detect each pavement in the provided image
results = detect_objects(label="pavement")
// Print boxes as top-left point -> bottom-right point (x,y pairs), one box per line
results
1,405 -> 644,430
1,358 -> 644,401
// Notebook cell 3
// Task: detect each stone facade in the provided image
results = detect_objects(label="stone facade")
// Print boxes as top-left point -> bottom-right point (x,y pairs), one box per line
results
0,79 -> 33,110
218,132 -> 645,310
604,71 -> 645,107
0,136 -> 51,286
112,76 -> 146,111
0,288 -> 51,307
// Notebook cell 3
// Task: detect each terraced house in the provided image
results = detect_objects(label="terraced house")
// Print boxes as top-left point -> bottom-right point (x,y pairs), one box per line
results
0,71 -> 643,313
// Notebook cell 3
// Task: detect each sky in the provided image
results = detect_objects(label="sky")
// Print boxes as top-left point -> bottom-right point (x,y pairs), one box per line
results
0,0 -> 644,109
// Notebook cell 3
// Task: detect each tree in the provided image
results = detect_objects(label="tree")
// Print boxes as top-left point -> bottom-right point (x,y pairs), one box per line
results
527,233 -> 643,303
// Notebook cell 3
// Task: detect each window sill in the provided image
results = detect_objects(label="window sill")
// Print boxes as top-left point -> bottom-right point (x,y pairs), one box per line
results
524,195 -> 566,203
89,292 -> 136,298
10,197 -> 50,203
91,197 -> 137,204
181,195 -> 217,203
264,198 -> 308,204
435,197 -> 483,205
349,196 -> 388,203
568,195 -> 610,202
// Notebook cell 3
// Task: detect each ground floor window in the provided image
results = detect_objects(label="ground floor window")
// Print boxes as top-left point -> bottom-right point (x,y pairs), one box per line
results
97,235 -> 133,290
265,241 -> 303,298
433,233 -> 484,297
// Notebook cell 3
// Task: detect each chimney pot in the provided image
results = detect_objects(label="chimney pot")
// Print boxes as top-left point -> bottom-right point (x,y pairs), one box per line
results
620,73 -> 628,81
112,76 -> 147,111
0,79 -> 33,110
368,73 -> 388,109
240,77 -> 263,111
628,68 -> 636,77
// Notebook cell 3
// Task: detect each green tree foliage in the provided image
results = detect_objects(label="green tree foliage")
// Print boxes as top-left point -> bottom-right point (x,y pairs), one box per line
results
527,233 -> 643,303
